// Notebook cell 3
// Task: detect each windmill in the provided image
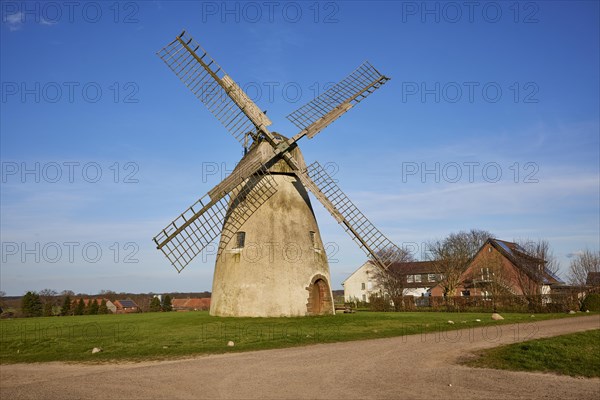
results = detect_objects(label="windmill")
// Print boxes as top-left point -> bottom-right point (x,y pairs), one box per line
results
154,31 -> 403,317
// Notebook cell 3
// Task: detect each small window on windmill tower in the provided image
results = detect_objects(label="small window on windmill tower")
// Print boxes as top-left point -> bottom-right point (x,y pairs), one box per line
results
309,231 -> 317,248
236,232 -> 246,248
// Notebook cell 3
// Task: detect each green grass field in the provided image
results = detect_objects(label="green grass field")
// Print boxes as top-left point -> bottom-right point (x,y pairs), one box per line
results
466,329 -> 600,378
0,311 -> 586,364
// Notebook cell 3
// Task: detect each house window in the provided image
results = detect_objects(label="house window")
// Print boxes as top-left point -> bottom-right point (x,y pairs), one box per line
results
481,267 -> 490,281
309,231 -> 316,248
407,275 -> 414,283
428,274 -> 437,282
362,294 -> 366,302
236,232 -> 246,248
361,282 -> 366,290
414,274 -> 422,283
367,281 -> 373,290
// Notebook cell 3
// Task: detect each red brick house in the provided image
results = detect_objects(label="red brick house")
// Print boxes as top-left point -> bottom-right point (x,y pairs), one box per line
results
430,239 -> 562,297
114,299 -> 140,314
172,298 -> 211,311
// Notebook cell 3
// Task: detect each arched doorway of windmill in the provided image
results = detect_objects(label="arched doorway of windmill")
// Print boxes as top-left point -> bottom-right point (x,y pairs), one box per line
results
307,278 -> 332,315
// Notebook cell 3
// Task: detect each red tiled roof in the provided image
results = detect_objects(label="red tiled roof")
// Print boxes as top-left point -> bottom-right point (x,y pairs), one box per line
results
172,298 -> 210,310
388,261 -> 437,275
72,298 -> 110,306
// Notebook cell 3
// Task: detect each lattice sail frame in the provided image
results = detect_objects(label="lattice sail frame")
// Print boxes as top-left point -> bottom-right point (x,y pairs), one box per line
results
153,164 -> 277,272
287,61 -> 389,140
301,162 -> 402,269
154,30 -> 399,272
156,31 -> 271,147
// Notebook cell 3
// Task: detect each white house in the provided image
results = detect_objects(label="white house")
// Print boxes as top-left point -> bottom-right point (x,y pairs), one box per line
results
342,260 -> 441,303
342,261 -> 379,303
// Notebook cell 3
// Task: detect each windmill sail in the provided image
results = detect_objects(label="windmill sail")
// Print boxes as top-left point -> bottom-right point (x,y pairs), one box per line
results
157,31 -> 271,146
288,62 -> 390,141
153,162 -> 277,272
297,162 -> 401,269
154,30 -> 402,277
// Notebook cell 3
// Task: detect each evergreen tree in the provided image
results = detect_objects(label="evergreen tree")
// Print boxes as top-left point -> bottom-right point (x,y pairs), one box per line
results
21,291 -> 43,317
89,299 -> 99,315
98,299 -> 109,314
74,298 -> 85,315
149,296 -> 162,312
21,292 -> 32,316
162,295 -> 173,312
43,301 -> 54,317
85,299 -> 98,315
61,295 -> 72,316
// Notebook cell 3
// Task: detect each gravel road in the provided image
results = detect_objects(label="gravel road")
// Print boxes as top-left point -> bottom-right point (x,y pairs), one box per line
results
1,315 -> 599,399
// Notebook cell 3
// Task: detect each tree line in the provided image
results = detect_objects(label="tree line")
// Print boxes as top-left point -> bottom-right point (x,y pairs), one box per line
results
0,290 -> 181,318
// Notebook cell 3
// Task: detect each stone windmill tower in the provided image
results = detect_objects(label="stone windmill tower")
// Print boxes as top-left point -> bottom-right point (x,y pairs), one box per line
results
153,31 -> 401,317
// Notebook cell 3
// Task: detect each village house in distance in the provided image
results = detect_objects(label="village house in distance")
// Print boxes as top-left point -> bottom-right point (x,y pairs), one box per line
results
343,261 -> 439,303
431,238 -> 562,297
343,238 -> 564,304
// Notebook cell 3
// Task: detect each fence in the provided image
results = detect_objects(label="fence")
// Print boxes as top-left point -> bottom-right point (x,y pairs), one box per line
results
365,292 -> 584,313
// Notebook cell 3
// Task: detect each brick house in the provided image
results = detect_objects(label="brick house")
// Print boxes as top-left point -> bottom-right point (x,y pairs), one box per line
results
114,299 -> 140,314
430,239 -> 562,297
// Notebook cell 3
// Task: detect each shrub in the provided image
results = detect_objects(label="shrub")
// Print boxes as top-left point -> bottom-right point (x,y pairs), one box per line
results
581,293 -> 600,311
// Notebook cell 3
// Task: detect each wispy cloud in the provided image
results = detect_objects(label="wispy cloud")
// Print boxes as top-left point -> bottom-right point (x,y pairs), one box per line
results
40,17 -> 57,26
349,173 -> 598,222
3,12 -> 59,31
5,12 -> 23,31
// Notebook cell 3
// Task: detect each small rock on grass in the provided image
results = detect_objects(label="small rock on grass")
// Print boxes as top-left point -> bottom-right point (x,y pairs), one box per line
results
447,320 -> 454,324
568,310 -> 576,314
227,341 -> 235,347
475,319 -> 481,322
91,347 -> 103,354
491,313 -> 504,321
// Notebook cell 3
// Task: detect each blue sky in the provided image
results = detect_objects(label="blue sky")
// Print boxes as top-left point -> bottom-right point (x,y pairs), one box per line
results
1,1 -> 598,296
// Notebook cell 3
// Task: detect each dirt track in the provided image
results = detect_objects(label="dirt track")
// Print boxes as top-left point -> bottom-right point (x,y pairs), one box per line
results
1,315 -> 599,399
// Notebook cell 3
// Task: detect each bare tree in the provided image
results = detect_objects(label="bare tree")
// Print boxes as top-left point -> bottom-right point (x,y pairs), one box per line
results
371,247 -> 414,311
516,239 -> 561,278
39,289 -> 58,316
568,249 -> 600,287
512,239 -> 559,310
427,229 -> 494,297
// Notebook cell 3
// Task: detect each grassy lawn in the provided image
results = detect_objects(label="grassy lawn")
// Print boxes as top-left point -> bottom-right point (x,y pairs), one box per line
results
0,311 -> 588,364
466,329 -> 600,378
